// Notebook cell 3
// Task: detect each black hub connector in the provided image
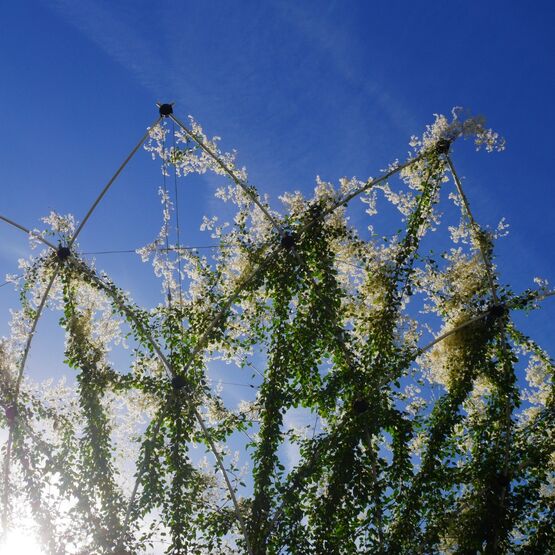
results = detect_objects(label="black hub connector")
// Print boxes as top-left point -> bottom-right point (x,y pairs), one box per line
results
159,103 -> 173,117
489,303 -> 507,319
485,303 -> 508,327
57,245 -> 71,262
353,398 -> 369,414
435,138 -> 451,155
171,375 -> 188,390
280,232 -> 296,250
5,406 -> 17,421
495,472 -> 511,489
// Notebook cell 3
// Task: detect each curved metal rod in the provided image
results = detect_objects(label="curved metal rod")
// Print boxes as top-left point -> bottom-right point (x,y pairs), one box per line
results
70,116 -> 162,245
170,109 -> 429,242
323,152 -> 426,220
254,160 -> 446,541
0,215 -> 56,250
416,312 -> 490,355
168,111 -> 283,236
0,218 -> 58,536
2,115 -> 161,252
158,120 -> 433,548
2,268 -> 59,537
1,114 -> 160,541
71,258 -> 254,555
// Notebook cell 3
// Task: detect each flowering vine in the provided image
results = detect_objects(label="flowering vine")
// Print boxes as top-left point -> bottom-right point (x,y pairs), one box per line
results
0,108 -> 552,555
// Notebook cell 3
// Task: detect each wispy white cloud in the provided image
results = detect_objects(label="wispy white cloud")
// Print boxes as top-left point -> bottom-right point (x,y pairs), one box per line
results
270,1 -> 417,136
44,0 -> 218,113
46,0 -> 162,91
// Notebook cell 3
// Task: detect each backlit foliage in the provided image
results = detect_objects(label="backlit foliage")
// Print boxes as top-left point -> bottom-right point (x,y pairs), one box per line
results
0,108 -> 553,554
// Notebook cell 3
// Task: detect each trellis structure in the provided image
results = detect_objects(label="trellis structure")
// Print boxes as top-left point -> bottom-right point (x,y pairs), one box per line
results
0,104 -> 553,554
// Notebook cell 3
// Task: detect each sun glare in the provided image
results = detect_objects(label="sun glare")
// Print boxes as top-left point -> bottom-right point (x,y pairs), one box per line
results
1,530 -> 44,555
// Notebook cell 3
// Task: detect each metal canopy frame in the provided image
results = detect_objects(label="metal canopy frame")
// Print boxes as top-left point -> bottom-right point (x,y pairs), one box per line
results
0,104 -> 552,552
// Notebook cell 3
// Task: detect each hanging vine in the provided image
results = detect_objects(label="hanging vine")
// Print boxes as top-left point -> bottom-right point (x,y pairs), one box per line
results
0,106 -> 553,555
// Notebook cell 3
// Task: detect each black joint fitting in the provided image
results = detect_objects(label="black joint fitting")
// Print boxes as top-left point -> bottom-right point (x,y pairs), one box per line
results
159,103 -> 173,117
435,138 -> 451,155
309,204 -> 322,220
5,406 -> 17,421
280,232 -> 296,250
353,398 -> 369,414
171,375 -> 188,390
56,245 -> 71,262
496,472 -> 511,488
489,303 -> 507,319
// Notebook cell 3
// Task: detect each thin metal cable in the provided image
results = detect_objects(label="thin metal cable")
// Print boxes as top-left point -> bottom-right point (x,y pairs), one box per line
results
1,116 -> 160,539
445,155 -> 512,552
73,257 -> 253,555
218,380 -> 257,389
81,245 -> 231,255
446,155 -> 498,302
246,362 -> 265,380
162,124 -> 172,308
172,119 -> 184,309
168,111 -> 284,236
0,275 -> 22,289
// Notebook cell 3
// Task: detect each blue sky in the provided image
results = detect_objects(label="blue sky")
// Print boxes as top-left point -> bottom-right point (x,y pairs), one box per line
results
0,0 -> 553,417
1,1 -> 553,273
0,0 -> 554,544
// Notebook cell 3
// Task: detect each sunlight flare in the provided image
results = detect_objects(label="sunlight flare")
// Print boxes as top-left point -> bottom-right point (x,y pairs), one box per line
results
1,529 -> 44,555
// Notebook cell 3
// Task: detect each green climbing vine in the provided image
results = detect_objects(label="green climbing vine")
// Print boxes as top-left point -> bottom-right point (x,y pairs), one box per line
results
0,107 -> 553,555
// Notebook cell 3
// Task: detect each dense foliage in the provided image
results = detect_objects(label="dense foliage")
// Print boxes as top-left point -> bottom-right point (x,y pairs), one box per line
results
0,108 -> 553,554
